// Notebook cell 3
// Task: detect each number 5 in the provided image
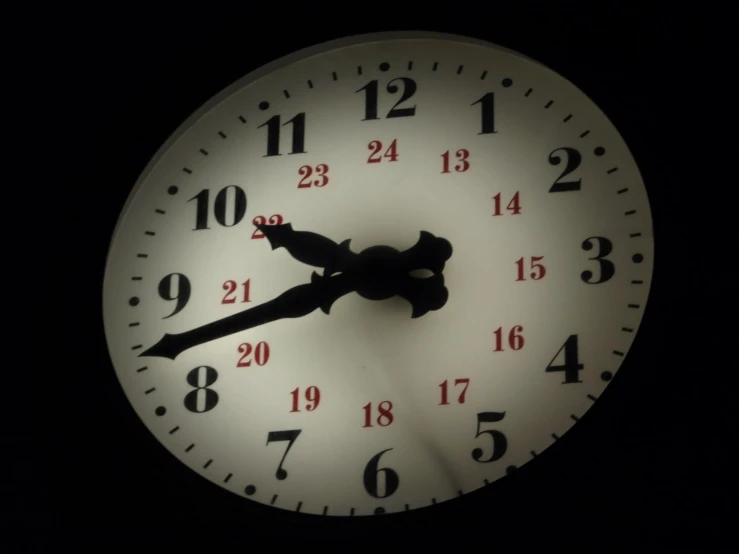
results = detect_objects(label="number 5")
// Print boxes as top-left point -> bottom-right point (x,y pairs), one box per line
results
471,411 -> 508,463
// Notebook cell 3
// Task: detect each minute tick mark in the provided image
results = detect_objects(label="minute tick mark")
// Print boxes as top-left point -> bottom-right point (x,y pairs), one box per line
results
169,426 -> 179,435
563,114 -> 572,122
579,130 -> 590,138
545,100 -> 553,108
184,443 -> 194,453
199,148 -> 209,156
570,414 -> 580,422
332,71 -> 338,81
144,231 -> 155,236
432,62 -> 439,71
480,70 -> 487,80
203,459 -> 212,469
131,345 -> 142,351
625,209 -> 636,216
622,327 -> 634,333
129,322 -> 139,327
224,473 -> 232,483
144,387 -> 155,394
456,65 -> 464,75
218,131 -> 227,139
182,167 -> 192,174
155,209 -> 165,214
607,167 -> 619,174
283,90 -> 290,98
136,254 -> 148,258
307,79 -> 314,89
524,88 -> 532,97
238,115 -> 246,123
618,188 -> 629,194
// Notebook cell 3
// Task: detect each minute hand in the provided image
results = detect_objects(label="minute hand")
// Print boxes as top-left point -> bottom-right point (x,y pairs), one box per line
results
139,272 -> 356,360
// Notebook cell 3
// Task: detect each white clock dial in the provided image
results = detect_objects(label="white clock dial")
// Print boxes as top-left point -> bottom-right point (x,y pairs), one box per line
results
103,32 -> 653,516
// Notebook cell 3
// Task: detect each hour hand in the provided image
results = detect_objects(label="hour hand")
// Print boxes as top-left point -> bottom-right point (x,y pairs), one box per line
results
258,223 -> 358,272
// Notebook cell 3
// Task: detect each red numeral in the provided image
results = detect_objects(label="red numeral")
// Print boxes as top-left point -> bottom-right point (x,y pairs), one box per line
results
493,326 -> 524,351
237,341 -> 270,367
290,386 -> 321,412
362,401 -> 394,427
441,149 -> 470,173
298,164 -> 329,188
439,378 -> 470,405
222,279 -> 251,304
515,256 -> 546,281
367,139 -> 399,163
252,214 -> 284,239
493,192 -> 522,215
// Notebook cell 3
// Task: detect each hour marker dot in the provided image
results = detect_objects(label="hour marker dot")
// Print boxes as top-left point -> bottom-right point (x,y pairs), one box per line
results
128,297 -> 140,306
505,465 -> 517,474
594,146 -> 606,156
601,371 -> 613,381
244,485 -> 256,496
155,406 -> 166,416
502,78 -> 513,87
167,185 -> 178,195
374,507 -> 386,515
632,253 -> 644,264
259,101 -> 270,111
379,62 -> 390,72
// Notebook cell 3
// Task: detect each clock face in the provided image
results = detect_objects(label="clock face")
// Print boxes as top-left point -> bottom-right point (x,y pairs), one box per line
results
103,32 -> 654,516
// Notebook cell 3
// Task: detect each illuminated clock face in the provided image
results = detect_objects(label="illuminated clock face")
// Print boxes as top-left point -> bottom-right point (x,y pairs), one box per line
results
103,32 -> 654,516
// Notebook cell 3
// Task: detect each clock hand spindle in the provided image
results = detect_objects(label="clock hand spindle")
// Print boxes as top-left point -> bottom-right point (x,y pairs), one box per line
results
140,273 -> 357,360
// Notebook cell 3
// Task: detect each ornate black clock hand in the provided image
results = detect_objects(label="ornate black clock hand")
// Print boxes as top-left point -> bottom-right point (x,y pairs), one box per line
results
140,273 -> 357,360
141,226 -> 454,360
257,223 -> 358,274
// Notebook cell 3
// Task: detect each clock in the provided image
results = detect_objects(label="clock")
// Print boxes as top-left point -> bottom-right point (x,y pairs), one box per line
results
102,31 -> 654,517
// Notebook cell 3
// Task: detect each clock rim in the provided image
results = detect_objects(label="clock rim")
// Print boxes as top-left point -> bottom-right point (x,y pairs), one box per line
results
100,31 -> 656,516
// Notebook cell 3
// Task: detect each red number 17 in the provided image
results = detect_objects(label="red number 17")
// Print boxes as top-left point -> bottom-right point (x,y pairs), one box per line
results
439,378 -> 470,405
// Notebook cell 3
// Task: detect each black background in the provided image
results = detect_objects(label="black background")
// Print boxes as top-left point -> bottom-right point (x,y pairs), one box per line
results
26,5 -> 731,551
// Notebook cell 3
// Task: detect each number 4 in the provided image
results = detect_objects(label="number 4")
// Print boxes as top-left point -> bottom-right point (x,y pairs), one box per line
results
545,335 -> 584,384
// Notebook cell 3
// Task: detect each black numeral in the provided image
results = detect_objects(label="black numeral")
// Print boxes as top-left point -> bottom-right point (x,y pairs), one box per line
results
184,366 -> 219,413
258,113 -> 306,156
266,429 -> 301,480
187,186 -> 247,230
581,237 -> 615,284
157,273 -> 191,318
363,448 -> 399,498
548,148 -> 582,192
471,412 -> 508,463
472,92 -> 496,134
545,335 -> 584,384
357,78 -> 417,120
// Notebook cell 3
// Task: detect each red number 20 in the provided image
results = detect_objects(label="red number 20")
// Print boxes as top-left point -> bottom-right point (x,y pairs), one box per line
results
237,342 -> 270,367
